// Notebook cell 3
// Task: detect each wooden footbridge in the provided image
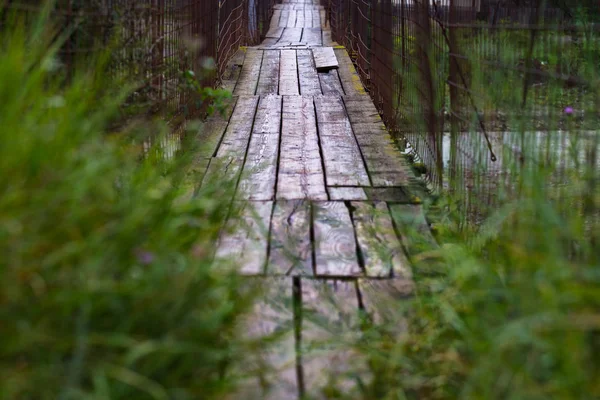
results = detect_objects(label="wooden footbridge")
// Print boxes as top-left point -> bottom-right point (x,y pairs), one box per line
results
196,0 -> 434,397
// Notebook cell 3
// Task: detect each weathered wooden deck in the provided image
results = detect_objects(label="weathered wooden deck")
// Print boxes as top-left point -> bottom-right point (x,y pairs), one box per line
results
196,0 -> 432,397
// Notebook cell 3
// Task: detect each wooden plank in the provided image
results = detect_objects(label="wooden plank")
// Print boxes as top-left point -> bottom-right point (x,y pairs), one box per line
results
313,202 -> 362,276
357,278 -> 414,330
257,50 -> 280,95
221,50 -> 247,93
235,277 -> 298,399
343,96 -> 413,187
312,9 -> 321,29
300,278 -> 365,398
297,50 -> 322,96
234,49 -> 263,96
266,26 -> 285,40
215,201 -> 273,274
314,95 -> 370,186
351,202 -> 412,278
216,96 -> 260,158
312,47 -> 338,71
295,8 -> 305,27
268,200 -> 313,275
279,50 -> 300,96
279,10 -> 290,27
319,8 -> 327,29
322,30 -> 334,46
334,48 -> 365,96
318,70 -> 344,95
278,96 -> 327,200
287,9 -> 297,27
388,204 -> 438,261
328,187 -> 367,201
304,8 -> 313,28
269,9 -> 282,30
239,95 -> 282,200
302,28 -> 322,46
364,187 -> 410,202
279,27 -> 303,43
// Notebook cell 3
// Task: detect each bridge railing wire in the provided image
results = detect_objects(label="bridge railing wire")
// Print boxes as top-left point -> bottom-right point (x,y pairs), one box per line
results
1,0 -> 277,132
325,0 -> 599,228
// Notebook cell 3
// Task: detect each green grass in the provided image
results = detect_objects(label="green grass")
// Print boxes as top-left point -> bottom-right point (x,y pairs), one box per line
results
0,13 -> 255,400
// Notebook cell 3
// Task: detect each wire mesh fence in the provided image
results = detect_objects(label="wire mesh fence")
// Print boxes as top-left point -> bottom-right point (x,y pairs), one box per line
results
2,0 -> 277,129
325,0 -> 599,228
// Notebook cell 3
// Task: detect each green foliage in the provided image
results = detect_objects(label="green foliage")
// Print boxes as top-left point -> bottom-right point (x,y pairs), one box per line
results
0,14 -> 253,400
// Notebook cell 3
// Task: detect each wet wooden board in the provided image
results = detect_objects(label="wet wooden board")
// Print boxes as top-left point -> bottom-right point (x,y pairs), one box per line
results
280,27 -> 303,43
257,50 -> 280,95
303,28 -> 322,46
297,50 -> 322,96
268,200 -> 313,275
278,96 -> 327,200
351,202 -> 412,278
215,201 -> 273,274
312,47 -> 338,71
357,278 -> 414,330
279,50 -> 300,96
322,30 -> 334,46
300,278 -> 364,398
238,95 -> 282,200
313,202 -> 362,276
270,9 -> 282,29
312,10 -> 321,28
314,95 -> 370,186
234,49 -> 263,96
237,277 -> 298,399
334,48 -> 365,96
318,70 -> 344,95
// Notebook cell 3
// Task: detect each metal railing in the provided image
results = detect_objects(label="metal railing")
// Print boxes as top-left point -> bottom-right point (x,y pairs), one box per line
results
325,0 -> 599,226
2,0 -> 277,130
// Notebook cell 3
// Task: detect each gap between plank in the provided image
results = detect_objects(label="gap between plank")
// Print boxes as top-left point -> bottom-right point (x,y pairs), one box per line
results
312,97 -> 330,200
346,201 -> 368,276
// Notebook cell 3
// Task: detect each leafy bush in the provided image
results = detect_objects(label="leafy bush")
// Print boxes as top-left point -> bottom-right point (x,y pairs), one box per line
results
0,14 -> 252,400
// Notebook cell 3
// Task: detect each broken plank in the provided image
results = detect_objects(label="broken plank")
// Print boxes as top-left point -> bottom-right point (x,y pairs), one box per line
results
279,50 -> 300,96
278,95 -> 327,200
312,47 -> 338,71
234,49 -> 263,96
215,201 -> 273,274
314,95 -> 369,186
235,277 -> 298,399
313,202 -> 362,276
351,202 -> 412,278
300,278 -> 365,398
257,50 -> 281,95
297,50 -> 322,96
268,200 -> 313,275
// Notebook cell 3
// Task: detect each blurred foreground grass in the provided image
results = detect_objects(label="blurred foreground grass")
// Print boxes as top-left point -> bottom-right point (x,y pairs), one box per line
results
0,13 -> 255,400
